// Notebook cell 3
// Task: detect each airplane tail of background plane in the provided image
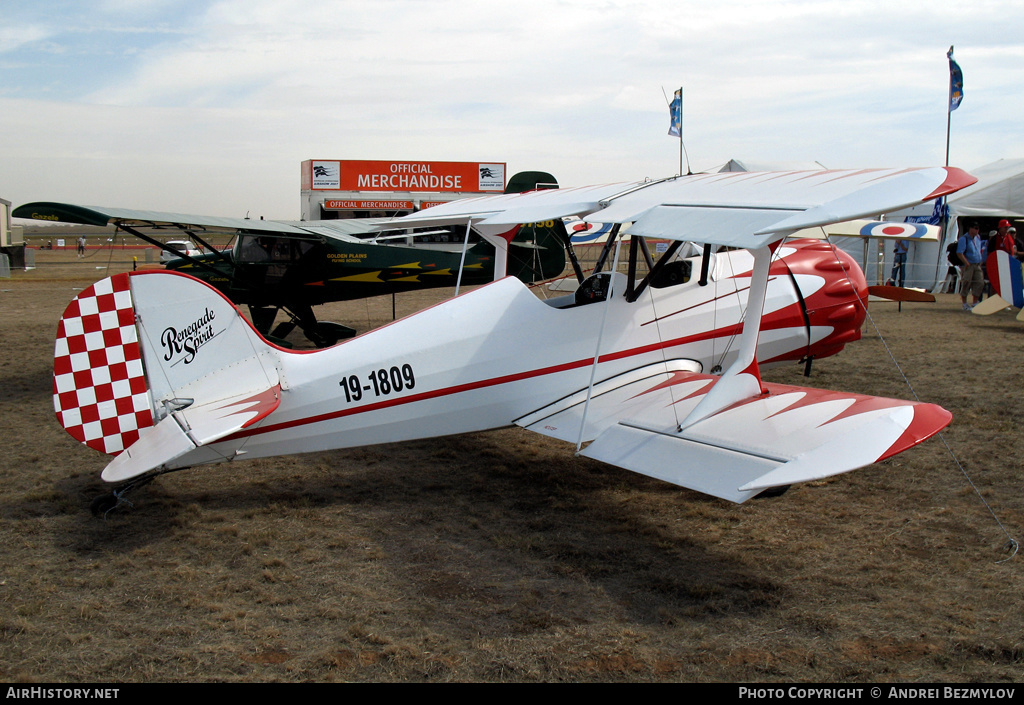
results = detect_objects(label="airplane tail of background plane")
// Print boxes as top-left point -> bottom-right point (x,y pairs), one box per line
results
506,219 -> 571,282
973,249 -> 1024,318
53,271 -> 282,483
461,219 -> 568,283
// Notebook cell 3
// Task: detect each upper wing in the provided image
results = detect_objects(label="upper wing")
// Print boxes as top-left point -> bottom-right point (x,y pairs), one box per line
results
12,202 -> 508,247
516,362 -> 950,503
13,202 -> 316,235
387,168 -> 975,248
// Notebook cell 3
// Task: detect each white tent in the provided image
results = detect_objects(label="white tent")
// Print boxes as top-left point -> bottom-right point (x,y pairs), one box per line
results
946,158 -> 1024,218
714,159 -> 827,173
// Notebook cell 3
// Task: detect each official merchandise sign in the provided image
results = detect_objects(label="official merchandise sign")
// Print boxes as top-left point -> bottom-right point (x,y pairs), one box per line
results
306,160 -> 505,193
322,200 -> 414,211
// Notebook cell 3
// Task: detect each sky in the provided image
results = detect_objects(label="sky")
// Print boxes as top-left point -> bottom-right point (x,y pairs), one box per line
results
2,0 -> 1022,221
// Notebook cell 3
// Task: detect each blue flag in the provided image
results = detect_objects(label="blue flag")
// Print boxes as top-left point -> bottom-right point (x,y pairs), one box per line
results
668,89 -> 682,137
906,198 -> 946,226
948,47 -> 963,112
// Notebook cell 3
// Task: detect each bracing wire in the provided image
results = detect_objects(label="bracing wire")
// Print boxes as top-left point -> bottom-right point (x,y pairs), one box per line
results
820,236 -> 1019,563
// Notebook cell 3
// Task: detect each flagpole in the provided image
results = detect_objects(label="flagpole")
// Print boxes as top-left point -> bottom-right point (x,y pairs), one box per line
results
945,48 -> 953,168
936,46 -> 962,292
678,86 -> 684,176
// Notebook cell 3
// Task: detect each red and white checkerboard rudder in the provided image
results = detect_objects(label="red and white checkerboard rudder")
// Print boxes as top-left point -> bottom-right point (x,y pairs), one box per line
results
53,273 -> 153,456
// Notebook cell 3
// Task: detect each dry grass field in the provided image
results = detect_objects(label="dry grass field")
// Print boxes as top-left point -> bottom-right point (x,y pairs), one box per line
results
0,245 -> 1021,682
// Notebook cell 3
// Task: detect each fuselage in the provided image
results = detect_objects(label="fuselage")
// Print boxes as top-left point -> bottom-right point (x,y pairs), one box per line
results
177,240 -> 867,469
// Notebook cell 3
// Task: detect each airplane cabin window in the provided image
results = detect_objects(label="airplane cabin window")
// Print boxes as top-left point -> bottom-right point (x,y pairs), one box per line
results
650,260 -> 692,289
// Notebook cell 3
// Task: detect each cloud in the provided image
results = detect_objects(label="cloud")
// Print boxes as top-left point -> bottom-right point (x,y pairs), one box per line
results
1,0 -> 1023,218
0,25 -> 52,54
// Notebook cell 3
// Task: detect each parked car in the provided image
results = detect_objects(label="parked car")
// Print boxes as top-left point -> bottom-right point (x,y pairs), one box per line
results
160,240 -> 203,264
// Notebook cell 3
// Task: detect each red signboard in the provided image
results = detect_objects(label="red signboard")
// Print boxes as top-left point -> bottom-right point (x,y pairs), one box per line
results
304,160 -> 506,193
322,200 -> 414,210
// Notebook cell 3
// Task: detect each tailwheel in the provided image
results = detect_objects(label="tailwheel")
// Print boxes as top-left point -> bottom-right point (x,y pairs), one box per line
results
89,474 -> 159,517
90,492 -> 121,517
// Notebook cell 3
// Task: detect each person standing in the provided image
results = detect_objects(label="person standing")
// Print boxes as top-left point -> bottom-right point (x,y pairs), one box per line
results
992,220 -> 1017,256
1011,226 -> 1023,263
77,236 -> 86,258
957,223 -> 985,310
889,239 -> 909,287
943,240 -> 960,293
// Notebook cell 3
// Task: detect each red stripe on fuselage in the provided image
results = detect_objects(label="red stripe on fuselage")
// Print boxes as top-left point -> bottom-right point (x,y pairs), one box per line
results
222,314 -> 806,443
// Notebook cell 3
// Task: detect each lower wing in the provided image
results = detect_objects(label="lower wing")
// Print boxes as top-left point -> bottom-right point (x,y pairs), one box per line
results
516,362 -> 950,503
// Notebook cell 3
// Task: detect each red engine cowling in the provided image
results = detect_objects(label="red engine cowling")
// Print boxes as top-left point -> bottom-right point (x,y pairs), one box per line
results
772,239 -> 869,363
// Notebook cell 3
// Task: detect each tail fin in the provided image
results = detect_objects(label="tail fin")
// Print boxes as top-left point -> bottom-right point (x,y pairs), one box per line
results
464,219 -> 568,283
504,170 -> 557,194
986,249 -> 1024,308
54,271 -> 281,482
503,171 -> 565,282
506,219 -> 569,282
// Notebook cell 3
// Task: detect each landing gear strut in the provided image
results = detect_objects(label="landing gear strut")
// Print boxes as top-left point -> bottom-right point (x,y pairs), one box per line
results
248,304 -> 355,348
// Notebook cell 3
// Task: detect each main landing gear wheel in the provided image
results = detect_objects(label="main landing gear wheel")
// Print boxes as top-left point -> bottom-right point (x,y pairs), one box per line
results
308,321 -> 356,347
753,484 -> 792,499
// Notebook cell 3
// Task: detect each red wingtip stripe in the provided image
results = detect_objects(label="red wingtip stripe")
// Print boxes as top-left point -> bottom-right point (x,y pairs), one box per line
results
924,167 -> 977,201
877,403 -> 952,463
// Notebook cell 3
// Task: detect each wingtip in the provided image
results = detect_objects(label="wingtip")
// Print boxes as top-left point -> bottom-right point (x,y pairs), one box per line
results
925,167 -> 978,201
875,403 -> 952,464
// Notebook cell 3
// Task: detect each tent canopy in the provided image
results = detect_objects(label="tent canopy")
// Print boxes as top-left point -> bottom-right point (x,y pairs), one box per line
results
715,159 -> 827,173
945,158 -> 1024,218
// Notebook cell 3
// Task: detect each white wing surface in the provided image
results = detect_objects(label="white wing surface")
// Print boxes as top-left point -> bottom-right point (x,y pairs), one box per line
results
518,369 -> 951,503
495,166 -> 972,501
391,168 -> 975,248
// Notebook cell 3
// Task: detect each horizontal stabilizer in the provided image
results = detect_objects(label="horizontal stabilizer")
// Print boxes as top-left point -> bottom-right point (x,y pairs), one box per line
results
102,416 -> 196,483
101,384 -> 280,482
867,285 -> 935,302
563,371 -> 950,503
176,384 -> 281,446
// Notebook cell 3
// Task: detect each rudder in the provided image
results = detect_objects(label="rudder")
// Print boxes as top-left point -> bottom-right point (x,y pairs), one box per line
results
53,273 -> 153,456
54,270 -> 283,482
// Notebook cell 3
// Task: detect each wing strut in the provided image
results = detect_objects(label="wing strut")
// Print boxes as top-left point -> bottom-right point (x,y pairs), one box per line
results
575,233 -> 625,453
454,218 -> 474,295
174,225 -> 234,269
117,223 -> 251,289
592,224 -> 623,275
625,240 -> 682,303
679,243 -> 774,429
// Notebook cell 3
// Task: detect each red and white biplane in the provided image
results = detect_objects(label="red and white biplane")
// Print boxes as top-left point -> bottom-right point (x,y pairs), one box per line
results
52,167 -> 976,514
